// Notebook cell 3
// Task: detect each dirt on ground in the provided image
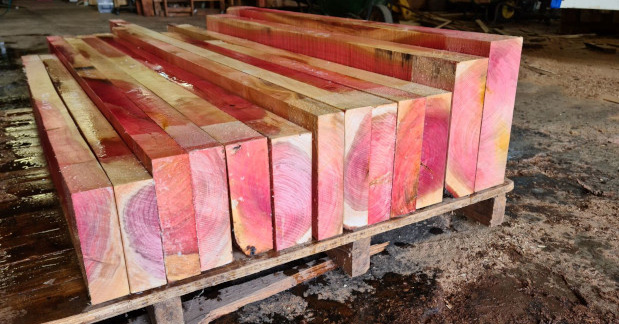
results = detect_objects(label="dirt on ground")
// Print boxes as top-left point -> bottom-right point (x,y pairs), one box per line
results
1,3 -> 617,323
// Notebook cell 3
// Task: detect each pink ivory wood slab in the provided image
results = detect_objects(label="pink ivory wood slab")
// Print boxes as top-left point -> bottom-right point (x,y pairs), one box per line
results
161,31 -> 398,228
101,35 -> 313,251
111,24 -> 388,230
74,36 -> 273,257
109,20 -> 345,241
167,25 -> 449,213
65,37 -> 236,265
47,36 -> 202,282
41,55 -> 167,293
23,54 -> 130,304
206,15 -> 488,197
227,7 -> 523,192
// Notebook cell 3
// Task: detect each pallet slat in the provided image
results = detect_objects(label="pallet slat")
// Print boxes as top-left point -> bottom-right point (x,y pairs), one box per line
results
23,55 -> 130,304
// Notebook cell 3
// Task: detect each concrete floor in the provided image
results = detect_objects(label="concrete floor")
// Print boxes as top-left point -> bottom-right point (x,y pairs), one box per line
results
1,1 -> 618,323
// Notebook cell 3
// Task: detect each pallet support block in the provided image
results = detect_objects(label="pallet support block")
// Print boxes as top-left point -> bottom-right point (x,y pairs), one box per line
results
147,296 -> 184,324
460,193 -> 506,227
326,237 -> 371,277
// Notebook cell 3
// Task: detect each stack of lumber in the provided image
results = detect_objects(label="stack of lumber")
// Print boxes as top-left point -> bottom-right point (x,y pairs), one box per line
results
23,8 -> 521,304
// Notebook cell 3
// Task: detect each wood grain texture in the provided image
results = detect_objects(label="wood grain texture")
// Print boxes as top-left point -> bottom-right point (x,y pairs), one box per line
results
206,15 -> 488,197
163,30 -> 397,226
23,55 -> 130,304
227,7 -> 523,192
167,24 -> 448,213
72,36 -> 271,258
110,21 -> 345,241
100,35 -> 312,251
47,36 -> 202,282
63,37 -> 237,265
122,26 -> 387,230
41,55 -> 167,293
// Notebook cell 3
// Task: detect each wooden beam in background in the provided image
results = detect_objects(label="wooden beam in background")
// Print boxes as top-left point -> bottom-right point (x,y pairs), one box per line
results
226,7 -> 523,192
206,14 -> 488,198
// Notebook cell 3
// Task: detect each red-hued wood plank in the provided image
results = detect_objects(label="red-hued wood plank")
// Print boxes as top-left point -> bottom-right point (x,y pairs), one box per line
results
47,36 -> 202,282
72,36 -> 272,257
100,35 -> 313,251
168,24 -> 451,212
42,55 -> 167,293
164,29 -> 403,221
227,7 -> 523,192
109,21 -> 345,241
206,14 -> 488,197
111,22 -> 384,230
23,55 -> 130,304
160,30 -> 397,228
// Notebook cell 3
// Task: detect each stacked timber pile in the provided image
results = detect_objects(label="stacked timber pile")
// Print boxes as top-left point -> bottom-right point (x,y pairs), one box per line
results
23,8 -> 521,305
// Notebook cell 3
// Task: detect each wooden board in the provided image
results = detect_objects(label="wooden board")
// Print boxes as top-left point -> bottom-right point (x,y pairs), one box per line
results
71,36 -> 272,258
58,38 -> 235,265
47,36 -> 203,282
0,109 -> 513,323
100,34 -> 313,251
206,14 -> 489,198
167,24 -> 451,212
160,30 -> 398,229
109,20 -> 346,241
41,55 -> 168,294
227,7 -> 523,192
164,30 -> 404,222
23,55 -> 130,304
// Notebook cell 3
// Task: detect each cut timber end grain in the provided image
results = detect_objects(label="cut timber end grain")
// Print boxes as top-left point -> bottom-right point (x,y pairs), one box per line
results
73,35 -> 272,258
118,23 -> 380,230
110,21 -> 344,241
65,37 -> 237,265
205,14 -> 488,197
100,34 -> 313,251
23,55 -> 130,304
41,55 -> 167,293
167,24 -> 450,214
47,36 -> 202,281
226,7 -> 522,193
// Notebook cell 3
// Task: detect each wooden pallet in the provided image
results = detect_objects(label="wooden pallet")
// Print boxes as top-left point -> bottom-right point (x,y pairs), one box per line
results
0,108 -> 513,324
